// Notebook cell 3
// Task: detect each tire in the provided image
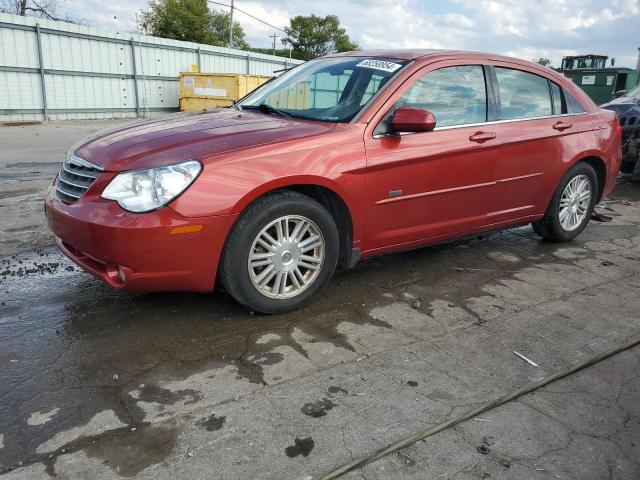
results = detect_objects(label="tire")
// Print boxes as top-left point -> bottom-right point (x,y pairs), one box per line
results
532,162 -> 598,242
220,191 -> 339,313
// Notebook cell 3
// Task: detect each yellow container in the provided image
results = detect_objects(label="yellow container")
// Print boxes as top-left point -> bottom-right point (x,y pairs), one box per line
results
179,97 -> 234,110
267,81 -> 311,109
179,73 -> 272,111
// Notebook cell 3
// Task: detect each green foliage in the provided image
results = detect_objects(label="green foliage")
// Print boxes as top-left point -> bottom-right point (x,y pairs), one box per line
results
535,57 -> 552,67
249,47 -> 299,60
138,0 -> 248,49
282,15 -> 359,61
209,8 -> 249,49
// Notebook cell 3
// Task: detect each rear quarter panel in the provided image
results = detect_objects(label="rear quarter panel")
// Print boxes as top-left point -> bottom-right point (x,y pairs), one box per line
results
582,108 -> 622,198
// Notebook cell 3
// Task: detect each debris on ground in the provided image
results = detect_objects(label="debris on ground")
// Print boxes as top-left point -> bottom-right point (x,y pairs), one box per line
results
591,212 -> 613,222
477,445 -> 490,455
476,435 -> 496,455
396,450 -> 416,466
513,351 -> 539,367
482,435 -> 495,446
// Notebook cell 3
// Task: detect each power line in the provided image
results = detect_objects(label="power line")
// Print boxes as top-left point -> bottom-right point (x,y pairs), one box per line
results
207,1 -> 288,34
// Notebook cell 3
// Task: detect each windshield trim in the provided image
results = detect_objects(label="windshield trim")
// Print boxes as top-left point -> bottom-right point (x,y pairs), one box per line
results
237,56 -> 410,124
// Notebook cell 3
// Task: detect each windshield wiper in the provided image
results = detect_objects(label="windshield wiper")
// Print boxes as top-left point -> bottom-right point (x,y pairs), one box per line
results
240,104 -> 293,118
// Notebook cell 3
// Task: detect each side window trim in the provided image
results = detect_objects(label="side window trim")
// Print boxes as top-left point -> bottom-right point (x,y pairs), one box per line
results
432,111 -> 589,131
548,80 -> 568,116
484,65 -> 500,122
547,80 -> 555,115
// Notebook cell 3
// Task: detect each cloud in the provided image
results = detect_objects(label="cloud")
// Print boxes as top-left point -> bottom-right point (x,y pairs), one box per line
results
54,0 -> 640,68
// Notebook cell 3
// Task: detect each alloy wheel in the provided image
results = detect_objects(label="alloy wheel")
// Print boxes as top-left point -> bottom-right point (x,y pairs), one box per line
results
559,174 -> 592,231
248,215 -> 325,299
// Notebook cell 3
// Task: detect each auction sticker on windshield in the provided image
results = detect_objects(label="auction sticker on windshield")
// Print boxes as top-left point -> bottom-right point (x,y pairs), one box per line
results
356,59 -> 402,72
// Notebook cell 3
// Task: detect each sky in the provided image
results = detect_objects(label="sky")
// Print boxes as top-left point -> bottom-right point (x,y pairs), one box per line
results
54,0 -> 640,68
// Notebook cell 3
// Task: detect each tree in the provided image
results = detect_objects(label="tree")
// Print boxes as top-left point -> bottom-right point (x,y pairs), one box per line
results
535,57 -> 552,67
282,15 -> 358,61
250,47 -> 297,60
208,8 -> 249,49
138,0 -> 248,49
1,0 -> 86,23
1,0 -> 58,19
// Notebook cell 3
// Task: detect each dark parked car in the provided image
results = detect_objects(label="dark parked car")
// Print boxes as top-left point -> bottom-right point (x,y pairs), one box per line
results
602,84 -> 640,178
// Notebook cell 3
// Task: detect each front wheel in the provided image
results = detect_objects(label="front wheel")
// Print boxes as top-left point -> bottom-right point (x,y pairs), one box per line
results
220,191 -> 339,313
532,162 -> 598,242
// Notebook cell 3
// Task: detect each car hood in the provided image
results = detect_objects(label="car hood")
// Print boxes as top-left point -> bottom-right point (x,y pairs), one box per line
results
73,109 -> 337,171
601,95 -> 640,110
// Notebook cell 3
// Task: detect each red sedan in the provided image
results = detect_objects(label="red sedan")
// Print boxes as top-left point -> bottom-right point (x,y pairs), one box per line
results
45,50 -> 622,313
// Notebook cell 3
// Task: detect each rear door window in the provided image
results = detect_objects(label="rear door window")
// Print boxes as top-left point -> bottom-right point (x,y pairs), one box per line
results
495,67 -> 552,120
396,65 -> 487,127
564,89 -> 587,114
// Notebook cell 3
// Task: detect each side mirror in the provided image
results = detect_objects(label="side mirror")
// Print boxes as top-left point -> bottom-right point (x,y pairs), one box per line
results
392,107 -> 436,133
614,90 -> 628,98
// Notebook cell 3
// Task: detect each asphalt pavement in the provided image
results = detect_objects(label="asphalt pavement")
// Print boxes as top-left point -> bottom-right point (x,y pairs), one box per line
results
0,120 -> 639,479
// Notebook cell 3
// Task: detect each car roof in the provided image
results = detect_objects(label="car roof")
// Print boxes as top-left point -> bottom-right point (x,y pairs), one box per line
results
330,49 -> 452,60
329,49 -> 540,66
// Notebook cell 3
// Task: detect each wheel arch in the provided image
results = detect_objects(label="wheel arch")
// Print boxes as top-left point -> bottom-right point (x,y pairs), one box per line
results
230,178 -> 359,270
575,156 -> 607,202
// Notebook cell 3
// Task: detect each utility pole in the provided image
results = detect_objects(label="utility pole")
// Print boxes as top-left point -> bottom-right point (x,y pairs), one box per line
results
228,0 -> 234,48
269,33 -> 278,56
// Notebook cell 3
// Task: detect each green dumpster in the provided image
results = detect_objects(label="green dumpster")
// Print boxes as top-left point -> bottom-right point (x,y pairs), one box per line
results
560,55 -> 638,105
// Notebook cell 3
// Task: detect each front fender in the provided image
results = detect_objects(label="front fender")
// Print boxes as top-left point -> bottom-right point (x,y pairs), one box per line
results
170,141 -> 367,248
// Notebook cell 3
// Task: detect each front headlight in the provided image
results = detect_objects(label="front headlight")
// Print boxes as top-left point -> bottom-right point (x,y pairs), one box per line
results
102,160 -> 202,212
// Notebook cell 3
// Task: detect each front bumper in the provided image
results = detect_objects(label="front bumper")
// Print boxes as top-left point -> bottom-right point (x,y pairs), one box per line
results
45,184 -> 237,292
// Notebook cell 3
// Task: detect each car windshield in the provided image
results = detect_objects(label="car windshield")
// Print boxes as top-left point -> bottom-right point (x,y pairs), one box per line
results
624,84 -> 640,99
237,56 -> 408,122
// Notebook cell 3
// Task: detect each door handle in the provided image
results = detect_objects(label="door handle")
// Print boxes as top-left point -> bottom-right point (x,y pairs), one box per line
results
469,131 -> 496,143
553,121 -> 573,131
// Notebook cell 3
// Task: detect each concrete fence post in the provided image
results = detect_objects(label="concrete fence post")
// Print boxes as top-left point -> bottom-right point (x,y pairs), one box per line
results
35,24 -> 48,121
130,38 -> 140,118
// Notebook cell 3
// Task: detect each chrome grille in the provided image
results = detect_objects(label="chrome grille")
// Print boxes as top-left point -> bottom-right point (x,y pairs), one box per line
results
55,153 -> 103,204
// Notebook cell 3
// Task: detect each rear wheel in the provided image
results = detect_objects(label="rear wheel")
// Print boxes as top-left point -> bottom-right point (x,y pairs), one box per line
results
532,162 -> 598,242
220,191 -> 339,313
